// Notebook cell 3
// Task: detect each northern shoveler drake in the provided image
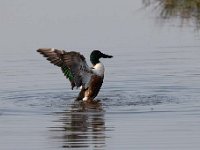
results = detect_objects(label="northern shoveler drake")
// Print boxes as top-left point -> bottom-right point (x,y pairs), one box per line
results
37,48 -> 113,102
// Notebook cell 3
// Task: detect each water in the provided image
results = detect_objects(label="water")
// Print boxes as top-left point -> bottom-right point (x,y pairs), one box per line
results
1,0 -> 200,150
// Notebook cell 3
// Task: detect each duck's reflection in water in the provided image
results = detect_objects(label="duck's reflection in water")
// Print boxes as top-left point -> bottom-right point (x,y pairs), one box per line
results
50,101 -> 109,149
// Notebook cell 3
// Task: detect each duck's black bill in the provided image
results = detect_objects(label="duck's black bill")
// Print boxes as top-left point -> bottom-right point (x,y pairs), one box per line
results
101,53 -> 113,58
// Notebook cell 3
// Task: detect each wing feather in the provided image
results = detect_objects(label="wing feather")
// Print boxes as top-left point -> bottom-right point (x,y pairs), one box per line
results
37,48 -> 93,90
37,48 -> 63,67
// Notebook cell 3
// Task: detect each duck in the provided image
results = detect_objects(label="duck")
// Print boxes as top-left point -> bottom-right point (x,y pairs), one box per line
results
37,48 -> 113,102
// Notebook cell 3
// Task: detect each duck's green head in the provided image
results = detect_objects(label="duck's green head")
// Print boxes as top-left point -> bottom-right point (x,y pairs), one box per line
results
90,50 -> 113,65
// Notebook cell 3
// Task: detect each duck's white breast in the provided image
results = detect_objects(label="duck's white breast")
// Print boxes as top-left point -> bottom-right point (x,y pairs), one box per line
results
92,63 -> 105,76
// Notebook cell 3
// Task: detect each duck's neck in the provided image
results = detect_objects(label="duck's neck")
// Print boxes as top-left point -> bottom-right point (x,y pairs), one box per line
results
90,58 -> 100,66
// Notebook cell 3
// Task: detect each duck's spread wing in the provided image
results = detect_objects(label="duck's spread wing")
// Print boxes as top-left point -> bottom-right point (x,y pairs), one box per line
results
37,48 -> 93,89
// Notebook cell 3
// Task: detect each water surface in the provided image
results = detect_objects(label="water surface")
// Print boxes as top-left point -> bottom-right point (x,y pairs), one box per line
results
1,0 -> 200,150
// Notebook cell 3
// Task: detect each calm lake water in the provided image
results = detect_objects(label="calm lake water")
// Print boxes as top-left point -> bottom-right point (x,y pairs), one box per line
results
1,0 -> 200,150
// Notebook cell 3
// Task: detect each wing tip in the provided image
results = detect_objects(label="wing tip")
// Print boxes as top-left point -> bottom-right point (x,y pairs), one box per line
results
36,48 -> 41,53
36,48 -> 55,53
